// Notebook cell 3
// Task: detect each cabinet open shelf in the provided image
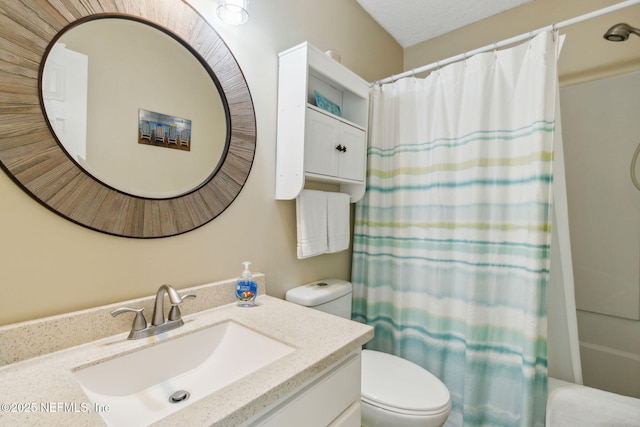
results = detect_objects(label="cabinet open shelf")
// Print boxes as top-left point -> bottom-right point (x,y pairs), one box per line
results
306,104 -> 366,131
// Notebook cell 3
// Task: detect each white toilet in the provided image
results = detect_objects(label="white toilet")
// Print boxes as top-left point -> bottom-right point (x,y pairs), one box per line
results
285,279 -> 451,427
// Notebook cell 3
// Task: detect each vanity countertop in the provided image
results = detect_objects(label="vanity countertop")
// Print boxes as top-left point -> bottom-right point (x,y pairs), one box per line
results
0,294 -> 373,426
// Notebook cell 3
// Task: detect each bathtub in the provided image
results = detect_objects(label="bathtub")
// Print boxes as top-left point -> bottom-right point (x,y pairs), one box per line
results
547,378 -> 640,426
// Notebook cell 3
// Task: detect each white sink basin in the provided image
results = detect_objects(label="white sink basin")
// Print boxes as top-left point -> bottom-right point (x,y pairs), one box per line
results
73,321 -> 294,426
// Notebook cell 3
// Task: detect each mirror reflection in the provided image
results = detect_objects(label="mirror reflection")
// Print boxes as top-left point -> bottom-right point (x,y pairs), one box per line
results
42,18 -> 228,198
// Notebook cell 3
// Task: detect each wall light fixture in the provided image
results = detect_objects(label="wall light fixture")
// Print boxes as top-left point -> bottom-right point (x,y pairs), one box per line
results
217,0 -> 249,25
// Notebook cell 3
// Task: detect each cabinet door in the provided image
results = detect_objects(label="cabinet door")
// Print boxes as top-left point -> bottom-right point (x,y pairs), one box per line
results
337,124 -> 365,182
257,353 -> 361,427
305,109 -> 339,177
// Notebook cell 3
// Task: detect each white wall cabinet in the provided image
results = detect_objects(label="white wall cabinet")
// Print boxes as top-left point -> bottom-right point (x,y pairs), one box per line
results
275,42 -> 370,202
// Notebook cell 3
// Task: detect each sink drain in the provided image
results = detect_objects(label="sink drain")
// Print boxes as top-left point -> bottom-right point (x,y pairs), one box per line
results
169,390 -> 191,403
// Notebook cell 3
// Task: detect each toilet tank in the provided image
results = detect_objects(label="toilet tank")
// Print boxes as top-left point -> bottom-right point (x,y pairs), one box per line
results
285,279 -> 352,319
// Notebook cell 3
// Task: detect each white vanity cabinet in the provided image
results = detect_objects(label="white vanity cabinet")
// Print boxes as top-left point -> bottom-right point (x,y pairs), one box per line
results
276,42 -> 370,202
246,352 -> 362,427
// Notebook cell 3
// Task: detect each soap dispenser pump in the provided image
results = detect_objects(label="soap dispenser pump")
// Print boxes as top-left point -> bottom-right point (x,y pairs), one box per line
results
236,261 -> 257,307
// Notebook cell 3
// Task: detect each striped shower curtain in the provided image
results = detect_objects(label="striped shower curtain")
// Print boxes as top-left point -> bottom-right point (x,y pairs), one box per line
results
352,32 -> 559,426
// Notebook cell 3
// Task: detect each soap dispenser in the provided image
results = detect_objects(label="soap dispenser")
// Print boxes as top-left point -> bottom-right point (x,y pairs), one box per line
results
236,261 -> 257,307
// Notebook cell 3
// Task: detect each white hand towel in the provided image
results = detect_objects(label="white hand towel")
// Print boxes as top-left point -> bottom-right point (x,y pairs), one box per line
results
296,190 -> 328,259
327,192 -> 351,253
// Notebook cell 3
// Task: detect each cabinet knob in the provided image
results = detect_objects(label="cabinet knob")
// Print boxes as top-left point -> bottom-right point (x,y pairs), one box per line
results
335,144 -> 347,153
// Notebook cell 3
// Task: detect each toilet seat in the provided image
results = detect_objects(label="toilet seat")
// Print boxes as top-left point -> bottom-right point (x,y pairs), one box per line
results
361,349 -> 451,416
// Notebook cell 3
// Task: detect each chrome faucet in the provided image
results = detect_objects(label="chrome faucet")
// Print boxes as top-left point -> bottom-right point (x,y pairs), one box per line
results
152,284 -> 183,326
112,284 -> 196,340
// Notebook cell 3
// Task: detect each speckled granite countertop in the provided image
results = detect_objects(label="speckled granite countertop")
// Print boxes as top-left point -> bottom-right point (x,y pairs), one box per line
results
0,278 -> 373,426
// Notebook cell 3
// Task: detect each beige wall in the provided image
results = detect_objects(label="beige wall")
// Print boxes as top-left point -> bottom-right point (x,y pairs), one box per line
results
404,0 -> 640,398
405,0 -> 640,86
0,0 -> 402,325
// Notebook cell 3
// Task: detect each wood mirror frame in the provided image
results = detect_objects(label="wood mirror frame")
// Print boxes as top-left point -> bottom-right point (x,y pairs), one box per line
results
0,0 -> 256,238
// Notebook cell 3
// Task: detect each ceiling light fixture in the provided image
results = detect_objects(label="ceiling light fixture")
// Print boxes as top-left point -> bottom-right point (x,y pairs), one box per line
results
216,0 -> 249,25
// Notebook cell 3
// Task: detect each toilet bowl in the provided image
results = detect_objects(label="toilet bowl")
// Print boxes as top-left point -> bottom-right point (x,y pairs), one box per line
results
361,349 -> 451,427
285,279 -> 451,427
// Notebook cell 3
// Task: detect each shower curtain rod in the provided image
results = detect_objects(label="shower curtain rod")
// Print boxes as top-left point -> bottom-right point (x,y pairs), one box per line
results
374,0 -> 640,85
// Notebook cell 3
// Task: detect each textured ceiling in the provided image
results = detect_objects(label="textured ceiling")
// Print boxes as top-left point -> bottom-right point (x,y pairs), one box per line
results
356,0 -> 534,48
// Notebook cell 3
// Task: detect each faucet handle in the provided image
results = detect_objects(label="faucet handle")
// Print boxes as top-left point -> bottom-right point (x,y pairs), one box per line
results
168,294 -> 196,321
111,307 -> 147,331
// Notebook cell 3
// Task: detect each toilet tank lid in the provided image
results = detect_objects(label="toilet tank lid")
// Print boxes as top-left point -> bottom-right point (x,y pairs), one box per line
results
285,279 -> 352,307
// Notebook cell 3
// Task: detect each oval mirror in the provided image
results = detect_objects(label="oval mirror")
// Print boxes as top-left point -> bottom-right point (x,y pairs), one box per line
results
41,18 -> 228,199
0,0 -> 256,238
